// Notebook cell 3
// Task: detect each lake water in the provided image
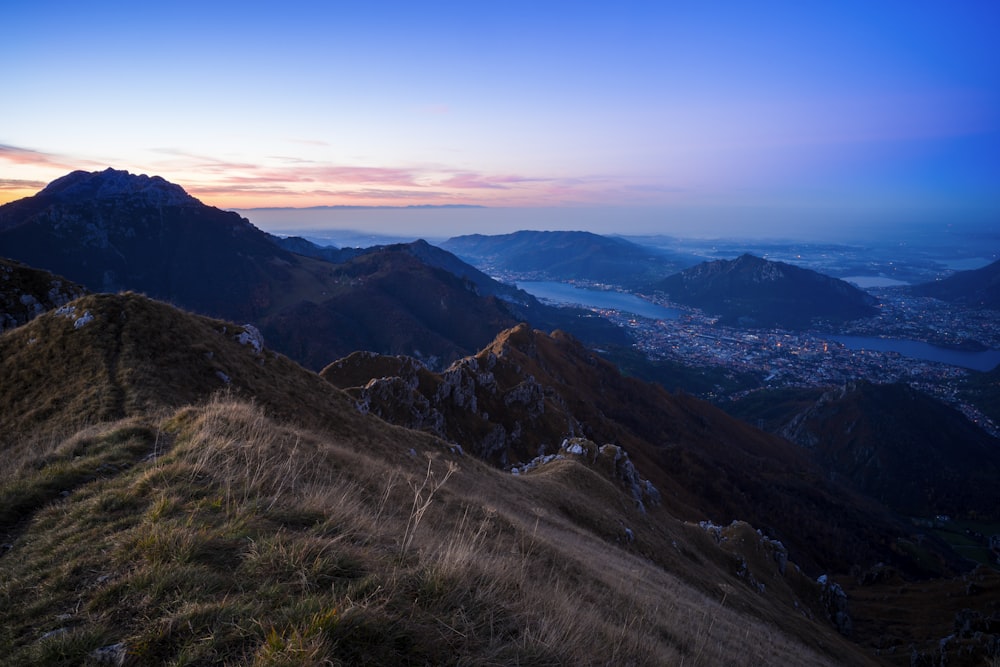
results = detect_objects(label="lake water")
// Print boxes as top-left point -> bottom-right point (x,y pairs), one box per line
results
829,335 -> 1000,372
842,276 -> 909,288
518,281 -> 682,320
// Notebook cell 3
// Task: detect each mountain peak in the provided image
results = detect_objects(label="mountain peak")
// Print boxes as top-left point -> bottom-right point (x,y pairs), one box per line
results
37,168 -> 200,207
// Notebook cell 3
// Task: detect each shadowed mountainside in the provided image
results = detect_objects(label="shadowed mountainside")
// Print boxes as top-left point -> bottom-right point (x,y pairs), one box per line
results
724,381 -> 1000,520
650,253 -> 879,328
911,257 -> 1000,309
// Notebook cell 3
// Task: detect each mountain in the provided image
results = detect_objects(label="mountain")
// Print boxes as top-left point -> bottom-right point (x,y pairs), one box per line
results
911,258 -> 1000,308
441,230 -> 697,287
0,258 -> 87,333
0,170 -> 626,371
0,292 -> 882,666
270,235 -> 631,362
322,324 -> 960,579
650,253 -> 879,328
258,246 -> 527,370
0,168 -> 314,321
724,381 -> 1000,519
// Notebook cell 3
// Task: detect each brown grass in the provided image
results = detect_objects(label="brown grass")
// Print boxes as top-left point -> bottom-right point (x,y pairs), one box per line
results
0,395 -> 869,666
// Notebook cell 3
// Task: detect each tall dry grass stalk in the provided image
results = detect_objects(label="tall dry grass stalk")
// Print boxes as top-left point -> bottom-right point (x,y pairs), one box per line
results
399,457 -> 458,558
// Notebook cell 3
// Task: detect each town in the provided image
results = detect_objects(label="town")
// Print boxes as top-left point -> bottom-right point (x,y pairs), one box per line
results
586,286 -> 999,437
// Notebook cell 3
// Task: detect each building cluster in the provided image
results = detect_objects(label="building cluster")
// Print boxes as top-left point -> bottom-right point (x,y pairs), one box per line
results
589,287 -> 999,437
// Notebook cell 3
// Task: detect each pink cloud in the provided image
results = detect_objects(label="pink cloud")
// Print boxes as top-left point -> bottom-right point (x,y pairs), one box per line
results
0,178 -> 47,191
0,144 -> 100,171
437,172 -> 551,190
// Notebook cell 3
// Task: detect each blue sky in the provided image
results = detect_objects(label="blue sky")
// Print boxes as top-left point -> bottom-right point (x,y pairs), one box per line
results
2,1 -> 998,238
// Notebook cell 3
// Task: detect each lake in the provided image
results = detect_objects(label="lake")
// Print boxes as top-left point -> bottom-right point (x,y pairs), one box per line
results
842,276 -> 909,288
829,335 -> 1000,372
518,281 -> 682,320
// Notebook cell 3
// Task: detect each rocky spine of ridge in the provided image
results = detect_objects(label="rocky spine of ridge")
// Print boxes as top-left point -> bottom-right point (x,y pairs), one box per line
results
323,323 -> 951,578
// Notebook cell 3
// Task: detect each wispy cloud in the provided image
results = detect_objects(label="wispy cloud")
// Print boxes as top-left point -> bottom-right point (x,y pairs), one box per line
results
436,172 -> 550,190
0,144 -> 99,171
0,178 -> 47,191
0,142 -> 671,208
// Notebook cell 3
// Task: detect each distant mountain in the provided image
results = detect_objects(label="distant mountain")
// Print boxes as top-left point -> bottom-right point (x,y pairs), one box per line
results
259,246 -> 527,370
911,258 -> 1000,308
0,170 -> 626,370
724,381 -> 1000,519
0,168 -> 324,321
441,230 -> 697,287
650,254 -> 878,328
0,258 -> 87,332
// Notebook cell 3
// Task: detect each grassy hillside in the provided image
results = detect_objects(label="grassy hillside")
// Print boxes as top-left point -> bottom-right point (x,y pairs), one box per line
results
0,293 -> 874,665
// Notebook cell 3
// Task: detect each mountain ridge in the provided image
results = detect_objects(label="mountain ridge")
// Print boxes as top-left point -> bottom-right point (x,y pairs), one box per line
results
0,169 -> 626,371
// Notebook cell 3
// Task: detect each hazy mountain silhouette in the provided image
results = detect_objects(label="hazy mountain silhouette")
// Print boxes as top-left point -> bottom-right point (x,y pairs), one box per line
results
441,230 -> 697,287
912,258 -> 1000,308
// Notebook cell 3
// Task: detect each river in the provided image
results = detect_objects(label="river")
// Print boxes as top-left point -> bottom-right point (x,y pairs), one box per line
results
517,281 -> 682,321
828,335 -> 1000,372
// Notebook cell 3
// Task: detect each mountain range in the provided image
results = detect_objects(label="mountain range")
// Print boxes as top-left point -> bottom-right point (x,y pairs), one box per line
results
650,253 -> 880,328
1,169 -> 999,665
0,169 -> 625,370
441,229 -> 697,287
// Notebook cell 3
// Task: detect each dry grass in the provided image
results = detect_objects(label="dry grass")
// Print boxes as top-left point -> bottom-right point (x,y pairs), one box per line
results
0,395 -> 867,666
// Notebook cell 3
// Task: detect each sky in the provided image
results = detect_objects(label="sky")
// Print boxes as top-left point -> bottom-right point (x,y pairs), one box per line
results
2,1 -> 998,239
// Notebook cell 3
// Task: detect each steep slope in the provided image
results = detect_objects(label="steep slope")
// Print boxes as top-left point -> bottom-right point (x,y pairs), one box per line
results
962,363 -> 1000,428
323,324 -> 946,579
265,237 -> 631,368
651,253 -> 879,328
911,257 -> 1000,308
0,292 -> 874,666
0,292 -> 373,446
723,381 -> 1000,519
0,258 -> 87,332
441,229 -> 696,287
261,247 -> 525,370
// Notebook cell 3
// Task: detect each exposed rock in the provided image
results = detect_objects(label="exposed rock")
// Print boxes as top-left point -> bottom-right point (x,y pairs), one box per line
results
236,324 -> 264,355
0,259 -> 87,332
818,574 -> 853,637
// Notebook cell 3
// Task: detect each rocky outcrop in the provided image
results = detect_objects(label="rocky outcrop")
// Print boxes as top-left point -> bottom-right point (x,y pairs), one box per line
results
0,258 -> 87,332
817,574 -> 853,637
